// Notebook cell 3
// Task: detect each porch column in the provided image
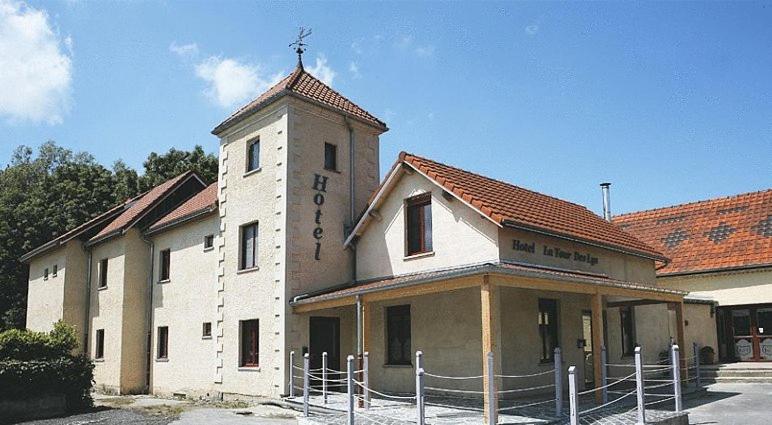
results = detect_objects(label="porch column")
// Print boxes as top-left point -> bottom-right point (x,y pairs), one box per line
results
481,275 -> 500,423
673,301 -> 688,381
591,292 -> 605,403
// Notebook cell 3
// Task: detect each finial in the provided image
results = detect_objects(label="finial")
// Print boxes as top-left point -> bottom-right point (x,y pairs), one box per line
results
289,27 -> 312,70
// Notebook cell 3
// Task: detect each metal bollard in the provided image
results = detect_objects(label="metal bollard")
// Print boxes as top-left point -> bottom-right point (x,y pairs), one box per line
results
487,351 -> 497,425
693,342 -> 701,390
303,353 -> 310,417
289,351 -> 295,398
672,344 -> 683,412
554,347 -> 562,416
363,351 -> 370,409
568,366 -> 578,425
634,347 -> 645,425
322,352 -> 328,404
416,351 -> 425,425
601,345 -> 608,404
347,355 -> 355,425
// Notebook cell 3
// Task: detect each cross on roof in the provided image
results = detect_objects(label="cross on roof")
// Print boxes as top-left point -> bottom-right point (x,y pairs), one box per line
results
289,27 -> 312,69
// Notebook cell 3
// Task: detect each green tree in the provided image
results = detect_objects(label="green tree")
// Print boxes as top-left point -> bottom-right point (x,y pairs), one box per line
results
139,145 -> 218,190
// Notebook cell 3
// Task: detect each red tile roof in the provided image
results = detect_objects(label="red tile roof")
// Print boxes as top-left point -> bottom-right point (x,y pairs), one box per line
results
614,189 -> 772,275
397,152 -> 665,260
149,183 -> 218,232
212,64 -> 386,135
90,171 -> 196,242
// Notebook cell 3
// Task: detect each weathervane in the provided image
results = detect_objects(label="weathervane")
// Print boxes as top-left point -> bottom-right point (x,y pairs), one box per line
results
289,27 -> 312,69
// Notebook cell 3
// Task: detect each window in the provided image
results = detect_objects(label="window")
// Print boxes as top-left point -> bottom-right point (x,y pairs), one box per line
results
159,249 -> 171,281
95,329 -> 105,359
620,306 -> 636,356
52,264 -> 58,277
98,259 -> 108,288
202,322 -> 212,338
157,326 -> 169,359
240,319 -> 259,367
405,194 -> 432,256
386,305 -> 412,365
324,143 -> 337,171
240,222 -> 258,270
44,268 -> 49,280
538,298 -> 559,362
247,139 -> 260,172
204,235 -> 214,250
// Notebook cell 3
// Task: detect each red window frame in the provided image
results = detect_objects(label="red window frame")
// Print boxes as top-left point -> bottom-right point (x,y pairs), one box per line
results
240,320 -> 259,367
406,194 -> 432,256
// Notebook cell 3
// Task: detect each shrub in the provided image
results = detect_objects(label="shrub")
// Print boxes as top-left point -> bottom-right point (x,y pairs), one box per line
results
0,322 -> 93,410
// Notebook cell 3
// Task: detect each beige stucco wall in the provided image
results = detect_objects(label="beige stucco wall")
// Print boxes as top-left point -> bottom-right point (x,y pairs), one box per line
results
355,172 -> 500,281
150,215 -> 219,397
61,240 -> 89,350
658,268 -> 772,306
26,247 -> 68,333
683,303 -> 718,356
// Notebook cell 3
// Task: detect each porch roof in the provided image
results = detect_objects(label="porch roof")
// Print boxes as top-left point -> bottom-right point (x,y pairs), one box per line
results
290,261 -> 686,311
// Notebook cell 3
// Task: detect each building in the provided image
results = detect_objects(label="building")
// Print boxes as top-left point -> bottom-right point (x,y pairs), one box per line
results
616,190 -> 772,363
22,57 -> 701,403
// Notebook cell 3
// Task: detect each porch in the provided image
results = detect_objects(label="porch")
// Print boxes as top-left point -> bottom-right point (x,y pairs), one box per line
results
290,261 -> 689,422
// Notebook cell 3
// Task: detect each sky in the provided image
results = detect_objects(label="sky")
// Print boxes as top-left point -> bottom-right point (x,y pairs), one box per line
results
1,1 -> 770,216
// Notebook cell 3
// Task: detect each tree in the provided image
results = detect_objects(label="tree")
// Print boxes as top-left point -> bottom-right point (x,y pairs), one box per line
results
112,160 -> 140,202
139,145 -> 218,191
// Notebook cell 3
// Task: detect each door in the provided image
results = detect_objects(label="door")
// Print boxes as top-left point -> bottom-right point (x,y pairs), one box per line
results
729,306 -> 772,361
756,308 -> 772,361
731,309 -> 755,361
309,317 -> 341,389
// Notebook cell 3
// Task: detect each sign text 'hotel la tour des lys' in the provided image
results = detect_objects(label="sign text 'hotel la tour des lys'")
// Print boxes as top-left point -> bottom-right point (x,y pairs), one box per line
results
512,239 -> 600,266
311,173 -> 328,261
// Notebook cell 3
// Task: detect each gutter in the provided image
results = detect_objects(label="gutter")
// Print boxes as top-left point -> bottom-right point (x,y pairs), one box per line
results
83,248 -> 93,355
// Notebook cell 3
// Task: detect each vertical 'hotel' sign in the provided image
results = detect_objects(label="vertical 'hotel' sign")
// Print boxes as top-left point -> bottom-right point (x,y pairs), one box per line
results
312,174 -> 328,260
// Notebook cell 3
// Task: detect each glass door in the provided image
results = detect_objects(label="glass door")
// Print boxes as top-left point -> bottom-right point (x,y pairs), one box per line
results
731,309 -> 754,361
757,308 -> 772,361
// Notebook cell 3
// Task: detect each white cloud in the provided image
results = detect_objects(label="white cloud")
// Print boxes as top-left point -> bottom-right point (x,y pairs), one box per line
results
348,61 -> 361,79
195,56 -> 283,108
0,0 -> 72,124
525,24 -> 540,35
169,41 -> 199,58
414,45 -> 435,58
306,54 -> 336,86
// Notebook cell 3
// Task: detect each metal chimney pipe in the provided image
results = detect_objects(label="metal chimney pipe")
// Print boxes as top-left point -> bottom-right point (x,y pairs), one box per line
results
600,183 -> 612,221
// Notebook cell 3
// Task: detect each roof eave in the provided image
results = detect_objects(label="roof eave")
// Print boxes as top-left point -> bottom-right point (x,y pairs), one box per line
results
145,205 -> 218,237
658,263 -> 772,278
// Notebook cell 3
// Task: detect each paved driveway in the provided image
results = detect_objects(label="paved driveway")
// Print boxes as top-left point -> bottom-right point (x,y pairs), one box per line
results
685,383 -> 772,425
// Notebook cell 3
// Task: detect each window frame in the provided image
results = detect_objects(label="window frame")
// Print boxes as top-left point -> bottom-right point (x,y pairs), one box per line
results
98,258 -> 108,288
405,193 -> 433,256
246,138 -> 260,173
239,222 -> 259,270
240,319 -> 259,367
157,326 -> 169,360
159,249 -> 171,282
44,268 -> 49,280
202,322 -> 212,339
386,304 -> 412,366
324,142 -> 338,171
52,264 -> 58,277
203,234 -> 215,250
620,306 -> 636,357
95,329 -> 105,359
538,298 -> 559,363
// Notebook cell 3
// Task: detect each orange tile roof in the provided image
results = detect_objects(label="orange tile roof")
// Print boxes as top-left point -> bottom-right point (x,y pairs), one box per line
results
614,189 -> 772,275
149,182 -> 218,232
212,64 -> 386,135
90,171 -> 195,242
399,152 -> 665,260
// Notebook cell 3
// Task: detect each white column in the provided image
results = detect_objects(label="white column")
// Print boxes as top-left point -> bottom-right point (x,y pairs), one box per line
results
289,351 -> 295,398
322,351 -> 328,404
363,351 -> 370,409
347,355 -> 355,425
487,351 -> 497,425
416,351 -> 425,425
568,366 -> 578,425
554,347 -> 562,416
601,345 -> 608,404
693,342 -> 701,390
303,353 -> 310,417
634,346 -> 646,425
672,344 -> 683,412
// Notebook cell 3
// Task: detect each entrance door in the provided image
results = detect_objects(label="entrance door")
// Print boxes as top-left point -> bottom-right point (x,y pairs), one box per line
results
757,308 -> 772,361
729,307 -> 772,361
581,311 -> 594,387
731,309 -> 754,361
309,317 -> 341,389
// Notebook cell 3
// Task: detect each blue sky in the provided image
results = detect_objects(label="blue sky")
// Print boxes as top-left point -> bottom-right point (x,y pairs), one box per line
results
1,1 -> 770,216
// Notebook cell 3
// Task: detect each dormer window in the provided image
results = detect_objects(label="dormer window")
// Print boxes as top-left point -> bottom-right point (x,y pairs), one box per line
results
405,193 -> 432,256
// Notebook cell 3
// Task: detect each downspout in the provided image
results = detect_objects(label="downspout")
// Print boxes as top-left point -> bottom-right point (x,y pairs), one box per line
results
141,234 -> 155,394
345,118 -> 361,355
83,248 -> 93,355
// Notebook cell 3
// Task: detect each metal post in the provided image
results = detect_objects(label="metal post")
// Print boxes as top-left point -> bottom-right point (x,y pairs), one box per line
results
634,346 -> 646,425
322,352 -> 328,404
416,351 -> 425,425
347,355 -> 355,425
303,353 -> 310,417
568,366 -> 578,425
600,345 -> 608,404
363,351 -> 370,409
554,347 -> 562,416
487,351 -> 497,425
693,342 -> 701,390
289,351 -> 295,398
672,344 -> 682,412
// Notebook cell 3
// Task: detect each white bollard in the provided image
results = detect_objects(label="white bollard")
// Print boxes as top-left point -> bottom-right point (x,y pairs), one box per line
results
568,366 -> 578,425
416,351 -> 425,425
322,351 -> 328,405
347,355 -> 355,425
554,347 -> 562,416
487,351 -> 497,425
289,351 -> 295,398
693,342 -> 701,390
303,353 -> 310,417
363,351 -> 370,409
634,346 -> 646,425
672,344 -> 683,412
601,345 -> 608,404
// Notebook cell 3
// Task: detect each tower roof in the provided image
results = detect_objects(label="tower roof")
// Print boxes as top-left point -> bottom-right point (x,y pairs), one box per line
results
212,65 -> 387,135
